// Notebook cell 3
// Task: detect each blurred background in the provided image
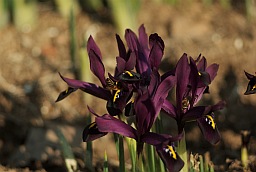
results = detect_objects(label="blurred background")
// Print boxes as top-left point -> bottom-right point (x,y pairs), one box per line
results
1,0 -> 256,171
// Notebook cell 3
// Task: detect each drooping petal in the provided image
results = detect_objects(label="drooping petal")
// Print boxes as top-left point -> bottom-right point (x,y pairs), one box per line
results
59,73 -> 111,100
56,87 -> 77,102
87,36 -> 106,87
83,122 -> 108,142
141,132 -> 172,146
96,114 -> 137,139
197,113 -> 221,144
156,145 -> 184,172
149,33 -> 165,70
182,106 -> 206,122
244,71 -> 256,95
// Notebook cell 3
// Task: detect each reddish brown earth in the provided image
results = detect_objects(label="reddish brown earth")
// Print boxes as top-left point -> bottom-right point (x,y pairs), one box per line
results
1,1 -> 256,171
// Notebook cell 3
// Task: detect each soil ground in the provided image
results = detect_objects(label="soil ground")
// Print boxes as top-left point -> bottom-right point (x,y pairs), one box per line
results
1,0 -> 256,171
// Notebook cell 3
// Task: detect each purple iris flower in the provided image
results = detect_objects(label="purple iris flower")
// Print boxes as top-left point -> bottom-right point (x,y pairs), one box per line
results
244,71 -> 256,95
83,70 -> 184,172
162,53 -> 225,144
56,25 -> 166,116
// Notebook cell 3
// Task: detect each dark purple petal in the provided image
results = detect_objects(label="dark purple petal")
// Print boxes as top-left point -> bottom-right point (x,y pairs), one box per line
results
141,132 -> 172,146
83,122 -> 107,142
149,33 -> 165,70
196,55 -> 207,71
125,29 -> 138,52
206,63 -> 219,81
115,56 -> 126,76
59,73 -> 111,100
148,70 -> 160,97
154,74 -> 176,103
116,34 -> 126,60
87,36 -> 106,87
204,101 -> 226,115
189,58 -> 200,105
156,145 -> 184,172
125,28 -> 150,77
138,24 -> 149,57
197,114 -> 221,144
96,114 -> 137,139
56,87 -> 77,102
135,92 -> 156,135
182,106 -> 206,122
176,54 -> 190,113
162,99 -> 177,119
125,51 -> 136,71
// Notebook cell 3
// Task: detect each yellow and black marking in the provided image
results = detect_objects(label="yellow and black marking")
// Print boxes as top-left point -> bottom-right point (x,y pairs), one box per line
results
198,72 -> 202,76
205,115 -> 216,129
124,71 -> 133,77
164,145 -> 177,160
119,70 -> 141,82
252,84 -> 256,90
113,90 -> 121,102
89,122 -> 96,129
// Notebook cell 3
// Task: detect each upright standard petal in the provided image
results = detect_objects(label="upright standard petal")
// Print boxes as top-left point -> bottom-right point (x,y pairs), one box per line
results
175,54 -> 190,115
125,28 -> 150,78
87,36 -> 106,87
116,34 -> 126,60
138,24 -> 149,59
135,92 -> 156,135
149,33 -> 165,70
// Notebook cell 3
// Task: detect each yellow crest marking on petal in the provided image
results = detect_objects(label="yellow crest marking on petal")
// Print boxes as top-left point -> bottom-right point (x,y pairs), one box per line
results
198,72 -> 202,76
252,84 -> 256,90
167,145 -> 177,160
125,71 -> 133,77
206,115 -> 216,129
65,88 -> 69,94
113,90 -> 121,102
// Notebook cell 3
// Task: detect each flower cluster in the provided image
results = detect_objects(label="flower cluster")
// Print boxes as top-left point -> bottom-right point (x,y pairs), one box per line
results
56,25 -> 225,172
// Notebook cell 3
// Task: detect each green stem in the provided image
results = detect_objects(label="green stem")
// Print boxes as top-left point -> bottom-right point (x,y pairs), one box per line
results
126,137 -> 136,172
177,130 -> 188,172
146,144 -> 155,172
136,154 -> 144,172
119,135 -> 125,172
85,115 -> 94,172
